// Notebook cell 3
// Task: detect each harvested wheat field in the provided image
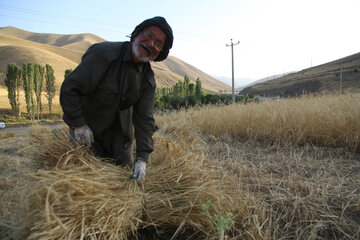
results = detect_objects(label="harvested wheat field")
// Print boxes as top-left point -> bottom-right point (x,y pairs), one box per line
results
1,92 -> 359,240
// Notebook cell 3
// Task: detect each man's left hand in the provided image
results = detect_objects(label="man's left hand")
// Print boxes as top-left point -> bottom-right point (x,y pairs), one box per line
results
130,159 -> 147,185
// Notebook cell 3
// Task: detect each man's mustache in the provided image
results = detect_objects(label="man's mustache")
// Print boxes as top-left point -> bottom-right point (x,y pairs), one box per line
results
140,43 -> 154,56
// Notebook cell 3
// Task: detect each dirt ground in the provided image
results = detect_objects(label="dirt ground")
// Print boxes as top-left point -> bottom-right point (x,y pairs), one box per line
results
0,134 -> 34,238
1,125 -> 360,239
0,123 -> 65,239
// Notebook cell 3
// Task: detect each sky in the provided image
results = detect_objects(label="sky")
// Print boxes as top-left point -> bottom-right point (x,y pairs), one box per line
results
1,0 -> 360,87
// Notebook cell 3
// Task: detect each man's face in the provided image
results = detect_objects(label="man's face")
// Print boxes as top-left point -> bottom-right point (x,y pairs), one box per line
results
132,26 -> 166,63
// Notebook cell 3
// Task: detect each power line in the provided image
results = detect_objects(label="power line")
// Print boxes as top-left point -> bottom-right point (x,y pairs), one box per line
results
0,14 -> 129,37
0,3 -> 126,27
0,3 -> 236,48
0,3 -> 228,44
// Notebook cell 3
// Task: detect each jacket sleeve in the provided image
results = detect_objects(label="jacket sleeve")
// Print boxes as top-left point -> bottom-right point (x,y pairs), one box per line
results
60,44 -> 109,128
133,71 -> 156,162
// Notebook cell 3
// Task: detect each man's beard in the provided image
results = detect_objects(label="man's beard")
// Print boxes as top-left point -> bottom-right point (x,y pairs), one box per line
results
132,42 -> 155,62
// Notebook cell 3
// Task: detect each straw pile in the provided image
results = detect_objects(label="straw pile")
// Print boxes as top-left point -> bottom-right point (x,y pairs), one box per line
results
26,119 -> 241,239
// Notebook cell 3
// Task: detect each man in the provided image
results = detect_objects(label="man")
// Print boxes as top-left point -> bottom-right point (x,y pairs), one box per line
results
60,16 -> 173,185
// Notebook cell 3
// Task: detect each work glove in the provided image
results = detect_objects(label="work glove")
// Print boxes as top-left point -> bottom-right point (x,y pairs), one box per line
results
73,125 -> 94,147
130,159 -> 147,185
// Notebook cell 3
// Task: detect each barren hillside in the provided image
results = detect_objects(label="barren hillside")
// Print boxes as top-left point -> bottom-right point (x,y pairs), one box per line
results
0,26 -> 230,93
0,33 -> 83,87
0,26 -> 105,52
240,52 -> 360,96
153,56 -> 230,92
0,45 -> 79,89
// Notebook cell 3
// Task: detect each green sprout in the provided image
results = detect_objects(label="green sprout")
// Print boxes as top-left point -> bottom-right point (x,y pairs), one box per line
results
201,200 -> 233,240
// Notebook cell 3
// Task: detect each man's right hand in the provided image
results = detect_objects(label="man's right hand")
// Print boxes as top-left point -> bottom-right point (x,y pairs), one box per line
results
130,159 -> 147,185
73,125 -> 94,147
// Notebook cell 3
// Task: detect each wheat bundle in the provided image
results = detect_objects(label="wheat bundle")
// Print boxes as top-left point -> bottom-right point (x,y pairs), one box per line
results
26,122 -> 241,239
27,126 -> 144,239
144,136 -> 237,235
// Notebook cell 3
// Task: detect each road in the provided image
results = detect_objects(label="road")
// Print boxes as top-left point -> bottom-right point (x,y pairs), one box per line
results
0,122 -> 64,137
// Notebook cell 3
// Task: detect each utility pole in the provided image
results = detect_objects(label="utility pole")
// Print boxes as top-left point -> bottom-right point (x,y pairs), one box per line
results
340,64 -> 343,94
226,39 -> 240,104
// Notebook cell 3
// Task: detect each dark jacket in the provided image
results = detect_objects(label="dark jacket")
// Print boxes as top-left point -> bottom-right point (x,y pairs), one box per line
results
60,41 -> 156,161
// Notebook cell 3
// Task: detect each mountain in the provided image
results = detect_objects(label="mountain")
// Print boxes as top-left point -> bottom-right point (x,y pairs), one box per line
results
240,53 -> 360,97
0,26 -> 231,93
0,26 -> 105,52
236,72 -> 296,92
154,57 -> 231,92
213,75 -> 254,89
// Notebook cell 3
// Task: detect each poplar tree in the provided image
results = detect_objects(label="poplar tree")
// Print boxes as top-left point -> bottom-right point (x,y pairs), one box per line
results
5,63 -> 22,120
45,64 -> 56,115
195,77 -> 203,99
189,83 -> 195,96
156,87 -> 162,97
184,75 -> 190,96
174,81 -> 184,97
23,63 -> 36,120
64,68 -> 73,80
162,87 -> 168,96
34,64 -> 44,120
27,63 -> 35,120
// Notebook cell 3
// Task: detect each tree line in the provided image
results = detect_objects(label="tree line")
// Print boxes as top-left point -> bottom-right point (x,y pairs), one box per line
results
5,63 -> 256,121
4,63 -> 58,121
155,75 -> 257,109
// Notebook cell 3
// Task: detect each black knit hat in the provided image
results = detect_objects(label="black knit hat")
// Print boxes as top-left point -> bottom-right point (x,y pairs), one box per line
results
131,16 -> 173,62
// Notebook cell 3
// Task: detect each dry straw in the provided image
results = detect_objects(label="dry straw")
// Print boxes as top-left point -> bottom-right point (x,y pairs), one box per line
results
189,92 -> 360,151
0,132 -> 16,139
155,93 -> 360,239
20,92 -> 360,239
26,121 -> 242,239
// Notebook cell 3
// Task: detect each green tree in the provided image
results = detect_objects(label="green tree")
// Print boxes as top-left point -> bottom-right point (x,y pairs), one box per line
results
27,63 -> 36,120
154,95 -> 164,108
162,87 -> 169,96
156,87 -> 163,98
189,83 -> 195,96
34,63 -> 44,120
183,75 -> 190,96
64,68 -> 73,80
173,81 -> 184,97
169,95 -> 185,109
195,77 -> 203,99
22,63 -> 29,117
22,63 -> 36,120
5,63 -> 22,120
45,64 -> 56,115
160,95 -> 170,108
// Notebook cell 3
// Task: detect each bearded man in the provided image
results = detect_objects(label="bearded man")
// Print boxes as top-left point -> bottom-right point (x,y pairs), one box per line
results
60,16 -> 173,185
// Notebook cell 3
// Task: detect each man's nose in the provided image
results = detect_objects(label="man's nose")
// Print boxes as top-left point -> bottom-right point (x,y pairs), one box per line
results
148,40 -> 156,49
148,39 -> 161,52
